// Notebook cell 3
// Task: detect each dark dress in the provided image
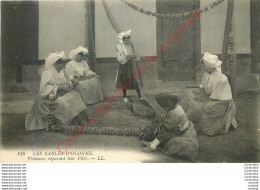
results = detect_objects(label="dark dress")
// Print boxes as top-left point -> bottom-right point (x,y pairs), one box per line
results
157,105 -> 190,144
116,59 -> 140,90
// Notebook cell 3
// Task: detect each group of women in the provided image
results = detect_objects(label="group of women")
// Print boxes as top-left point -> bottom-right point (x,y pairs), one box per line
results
25,30 -> 236,158
25,29 -> 143,132
25,47 -> 104,132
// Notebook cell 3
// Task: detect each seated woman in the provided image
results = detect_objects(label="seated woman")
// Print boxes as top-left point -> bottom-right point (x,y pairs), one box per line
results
65,46 -> 104,105
181,52 -> 237,136
25,51 -> 88,132
116,30 -> 142,102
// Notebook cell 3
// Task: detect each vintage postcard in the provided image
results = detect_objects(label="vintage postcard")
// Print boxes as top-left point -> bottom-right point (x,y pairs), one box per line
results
0,0 -> 259,163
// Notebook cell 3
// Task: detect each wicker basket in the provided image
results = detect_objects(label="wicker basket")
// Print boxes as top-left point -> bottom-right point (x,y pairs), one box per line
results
130,99 -> 155,118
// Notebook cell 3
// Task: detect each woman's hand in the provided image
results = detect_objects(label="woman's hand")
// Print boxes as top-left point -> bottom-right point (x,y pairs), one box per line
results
94,74 -> 101,79
154,116 -> 164,125
85,74 -> 94,79
49,101 -> 59,110
90,72 -> 100,79
160,114 -> 167,119
58,84 -> 70,91
67,81 -> 73,90
187,84 -> 199,88
135,55 -> 140,61
52,95 -> 58,101
126,55 -> 132,60
44,98 -> 58,110
71,78 -> 79,86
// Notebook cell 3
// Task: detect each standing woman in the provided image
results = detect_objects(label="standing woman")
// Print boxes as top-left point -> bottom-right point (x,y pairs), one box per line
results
25,51 -> 88,132
116,30 -> 142,102
65,46 -> 104,105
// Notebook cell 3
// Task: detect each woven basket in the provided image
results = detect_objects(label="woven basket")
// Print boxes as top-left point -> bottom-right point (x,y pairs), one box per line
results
130,99 -> 155,118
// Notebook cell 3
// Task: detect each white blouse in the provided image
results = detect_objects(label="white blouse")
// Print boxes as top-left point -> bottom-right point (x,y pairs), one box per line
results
199,71 -> 232,101
116,43 -> 139,65
65,60 -> 94,79
39,68 -> 70,99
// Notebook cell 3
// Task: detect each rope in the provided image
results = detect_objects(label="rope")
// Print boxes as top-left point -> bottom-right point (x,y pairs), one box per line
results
64,125 -> 144,136
121,0 -> 226,19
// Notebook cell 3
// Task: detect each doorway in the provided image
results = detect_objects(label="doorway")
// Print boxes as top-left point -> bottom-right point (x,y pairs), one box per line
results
156,0 -> 201,81
1,1 -> 39,83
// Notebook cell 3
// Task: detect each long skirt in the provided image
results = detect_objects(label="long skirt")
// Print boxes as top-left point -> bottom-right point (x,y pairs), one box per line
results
116,60 -> 142,90
25,90 -> 87,131
157,126 -> 187,145
159,121 -> 199,161
75,77 -> 104,105
180,88 -> 237,136
140,121 -> 199,161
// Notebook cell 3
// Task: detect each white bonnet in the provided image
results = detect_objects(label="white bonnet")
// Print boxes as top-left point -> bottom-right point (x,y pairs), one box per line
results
202,52 -> 222,72
45,51 -> 66,70
69,46 -> 89,60
118,30 -> 131,43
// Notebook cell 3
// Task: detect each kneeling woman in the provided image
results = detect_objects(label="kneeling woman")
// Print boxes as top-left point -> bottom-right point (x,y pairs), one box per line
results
65,46 -> 104,105
25,52 -> 88,132
142,93 -> 192,152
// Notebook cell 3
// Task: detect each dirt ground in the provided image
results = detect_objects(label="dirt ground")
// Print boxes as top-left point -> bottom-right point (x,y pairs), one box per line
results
1,91 -> 259,163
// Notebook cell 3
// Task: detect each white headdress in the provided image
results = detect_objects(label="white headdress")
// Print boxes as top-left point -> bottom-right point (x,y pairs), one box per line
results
45,51 -> 66,70
69,46 -> 89,60
118,30 -> 131,43
202,52 -> 222,72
